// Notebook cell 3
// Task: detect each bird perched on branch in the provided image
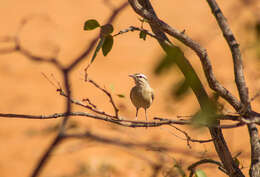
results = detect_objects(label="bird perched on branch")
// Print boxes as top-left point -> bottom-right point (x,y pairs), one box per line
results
129,73 -> 154,121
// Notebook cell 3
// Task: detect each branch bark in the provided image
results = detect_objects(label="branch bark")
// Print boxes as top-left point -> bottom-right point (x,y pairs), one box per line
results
30,134 -> 64,177
206,1 -> 260,176
25,2 -> 129,177
128,0 -> 242,111
128,0 -> 244,176
0,111 -> 246,129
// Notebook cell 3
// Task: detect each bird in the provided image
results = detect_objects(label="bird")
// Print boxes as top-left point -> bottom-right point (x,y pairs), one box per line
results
129,73 -> 154,121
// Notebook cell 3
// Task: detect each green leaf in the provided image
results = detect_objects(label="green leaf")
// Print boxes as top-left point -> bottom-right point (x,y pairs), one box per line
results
195,170 -> 207,177
174,163 -> 186,177
101,24 -> 114,36
256,22 -> 260,39
139,31 -> 147,40
91,37 -> 105,63
172,79 -> 190,99
102,35 -> 114,56
138,18 -> 149,23
233,157 -> 240,167
117,94 -> 125,98
192,106 -> 218,127
154,54 -> 176,75
109,84 -> 115,92
84,19 -> 100,30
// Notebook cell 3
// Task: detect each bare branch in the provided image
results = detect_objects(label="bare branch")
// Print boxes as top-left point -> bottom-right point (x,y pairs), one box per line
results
128,0 -> 242,111
30,134 -> 64,177
87,79 -> 119,118
82,98 -> 97,109
28,2 -> 129,177
127,1 -> 245,176
187,159 -> 225,177
0,111 -> 248,129
206,0 -> 249,109
169,125 -> 214,148
205,1 -> 260,176
58,88 -> 115,118
114,26 -> 161,40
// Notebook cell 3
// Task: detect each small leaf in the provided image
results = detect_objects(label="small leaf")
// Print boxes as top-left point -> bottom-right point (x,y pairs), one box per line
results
91,37 -> 105,63
172,79 -> 190,99
195,170 -> 207,177
192,106 -> 218,127
233,157 -> 240,167
101,24 -> 114,36
139,31 -> 147,40
84,19 -> 100,30
174,163 -> 186,177
256,22 -> 260,39
138,18 -> 149,23
109,84 -> 115,92
102,35 -> 114,56
117,94 -> 125,98
154,54 -> 176,75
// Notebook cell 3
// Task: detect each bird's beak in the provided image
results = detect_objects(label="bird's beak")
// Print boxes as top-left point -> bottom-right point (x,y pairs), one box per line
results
128,74 -> 135,78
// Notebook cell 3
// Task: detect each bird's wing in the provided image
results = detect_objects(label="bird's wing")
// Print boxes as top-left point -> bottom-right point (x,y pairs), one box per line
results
151,91 -> 154,101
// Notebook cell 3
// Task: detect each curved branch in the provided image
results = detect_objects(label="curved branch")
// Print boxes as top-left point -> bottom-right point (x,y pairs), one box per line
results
206,1 -> 260,176
187,159 -> 225,177
206,0 -> 249,108
128,0 -> 241,111
128,1 -> 244,176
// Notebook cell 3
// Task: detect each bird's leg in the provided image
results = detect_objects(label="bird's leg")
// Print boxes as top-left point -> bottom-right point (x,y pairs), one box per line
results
145,109 -> 148,122
145,109 -> 148,129
135,108 -> 139,120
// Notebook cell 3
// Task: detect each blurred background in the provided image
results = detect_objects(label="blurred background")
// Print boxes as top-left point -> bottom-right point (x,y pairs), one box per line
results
0,0 -> 260,176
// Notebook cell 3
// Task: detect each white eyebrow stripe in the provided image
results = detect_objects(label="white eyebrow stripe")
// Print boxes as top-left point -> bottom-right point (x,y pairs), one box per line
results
136,73 -> 148,80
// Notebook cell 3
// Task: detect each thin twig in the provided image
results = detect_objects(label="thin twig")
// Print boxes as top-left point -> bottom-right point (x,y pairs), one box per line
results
58,88 -> 115,118
169,125 -> 214,148
88,79 -> 119,118
82,98 -> 97,109
114,26 -> 160,40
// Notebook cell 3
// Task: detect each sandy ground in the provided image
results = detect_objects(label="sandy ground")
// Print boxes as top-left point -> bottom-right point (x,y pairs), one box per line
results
1,0 -> 260,177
